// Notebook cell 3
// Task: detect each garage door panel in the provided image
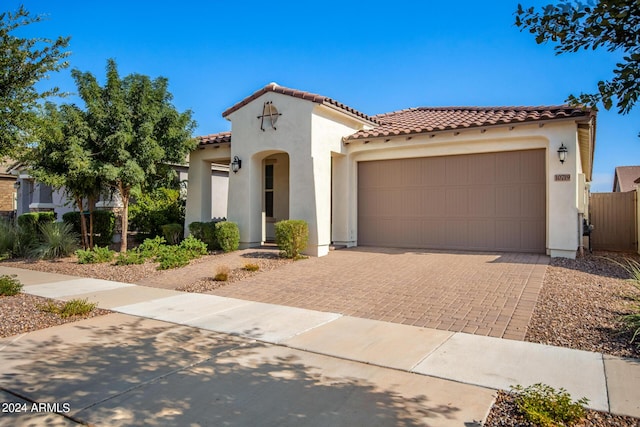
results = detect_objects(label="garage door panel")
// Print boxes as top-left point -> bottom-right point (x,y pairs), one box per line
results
446,188 -> 469,216
468,220 -> 496,249
468,187 -> 496,217
421,157 -> 446,186
358,149 -> 545,253
421,188 -> 446,216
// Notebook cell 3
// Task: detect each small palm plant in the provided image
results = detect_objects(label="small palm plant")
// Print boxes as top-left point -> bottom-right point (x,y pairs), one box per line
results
35,221 -> 80,259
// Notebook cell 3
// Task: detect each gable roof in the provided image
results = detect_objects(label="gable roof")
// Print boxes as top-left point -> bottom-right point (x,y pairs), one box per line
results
345,106 -> 594,141
613,166 -> 640,192
221,82 -> 379,125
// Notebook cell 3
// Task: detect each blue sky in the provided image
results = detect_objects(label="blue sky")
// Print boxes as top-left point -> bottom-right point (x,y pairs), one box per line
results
8,0 -> 639,192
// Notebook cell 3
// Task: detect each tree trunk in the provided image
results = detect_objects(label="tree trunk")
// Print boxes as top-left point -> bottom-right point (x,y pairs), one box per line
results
88,195 -> 95,249
75,196 -> 89,249
119,184 -> 130,253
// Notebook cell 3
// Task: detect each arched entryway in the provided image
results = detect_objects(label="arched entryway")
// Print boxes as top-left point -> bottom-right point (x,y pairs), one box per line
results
260,151 -> 290,242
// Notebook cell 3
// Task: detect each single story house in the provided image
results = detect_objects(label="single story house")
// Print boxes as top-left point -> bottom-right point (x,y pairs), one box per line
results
612,166 -> 640,192
185,83 -> 596,258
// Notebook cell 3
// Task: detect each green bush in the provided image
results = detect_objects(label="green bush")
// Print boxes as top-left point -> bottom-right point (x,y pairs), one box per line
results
115,250 -> 146,265
607,258 -> 640,345
137,235 -> 167,258
76,246 -> 115,264
275,220 -> 308,259
0,220 -> 18,259
511,384 -> 588,427
37,211 -> 56,225
188,221 -> 218,250
0,274 -> 22,296
157,248 -> 191,270
179,235 -> 208,257
62,210 -> 115,247
215,221 -> 239,253
17,212 -> 40,236
129,188 -> 185,237
34,222 -> 79,259
161,223 -> 183,245
38,298 -> 97,318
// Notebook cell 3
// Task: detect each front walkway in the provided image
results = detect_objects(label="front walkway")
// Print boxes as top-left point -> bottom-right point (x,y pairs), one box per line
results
206,247 -> 548,340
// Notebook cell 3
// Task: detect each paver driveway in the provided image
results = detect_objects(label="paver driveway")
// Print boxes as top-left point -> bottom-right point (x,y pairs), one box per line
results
210,247 -> 549,340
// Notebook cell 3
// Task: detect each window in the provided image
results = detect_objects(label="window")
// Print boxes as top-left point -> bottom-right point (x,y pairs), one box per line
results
265,164 -> 274,218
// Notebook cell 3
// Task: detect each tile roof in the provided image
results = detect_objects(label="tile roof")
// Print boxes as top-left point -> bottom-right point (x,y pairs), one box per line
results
221,83 -> 379,124
613,166 -> 640,192
345,106 -> 593,141
198,131 -> 231,146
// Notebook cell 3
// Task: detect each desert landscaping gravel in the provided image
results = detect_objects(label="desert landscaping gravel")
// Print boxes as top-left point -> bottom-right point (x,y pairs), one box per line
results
0,293 -> 110,338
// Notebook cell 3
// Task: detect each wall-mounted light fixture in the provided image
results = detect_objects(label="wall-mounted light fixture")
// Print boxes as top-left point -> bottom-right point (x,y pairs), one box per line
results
557,143 -> 568,164
230,156 -> 242,173
13,180 -> 20,190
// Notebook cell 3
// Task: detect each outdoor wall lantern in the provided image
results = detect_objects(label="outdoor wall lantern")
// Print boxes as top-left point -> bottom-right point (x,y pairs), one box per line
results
231,156 -> 242,173
557,143 -> 568,164
13,181 -> 20,190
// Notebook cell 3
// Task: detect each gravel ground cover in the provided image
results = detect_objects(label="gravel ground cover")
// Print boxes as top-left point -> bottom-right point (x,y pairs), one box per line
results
0,293 -> 110,338
177,254 -> 292,293
525,251 -> 640,359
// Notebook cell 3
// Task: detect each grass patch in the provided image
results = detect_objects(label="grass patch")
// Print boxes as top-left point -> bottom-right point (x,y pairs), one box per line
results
511,383 -> 588,427
0,275 -> 22,296
38,298 -> 97,318
243,263 -> 260,272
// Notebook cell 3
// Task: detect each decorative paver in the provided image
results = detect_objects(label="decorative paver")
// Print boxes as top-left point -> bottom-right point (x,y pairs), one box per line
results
206,247 -> 549,340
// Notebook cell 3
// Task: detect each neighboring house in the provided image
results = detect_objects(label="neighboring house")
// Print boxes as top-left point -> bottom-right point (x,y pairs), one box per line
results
0,160 -> 17,218
612,166 -> 640,192
185,82 -> 596,259
10,162 -> 227,222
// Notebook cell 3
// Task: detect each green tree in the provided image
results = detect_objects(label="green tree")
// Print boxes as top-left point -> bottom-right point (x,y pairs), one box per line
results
515,0 -> 640,114
26,102 -> 102,249
0,6 -> 70,158
72,59 -> 197,252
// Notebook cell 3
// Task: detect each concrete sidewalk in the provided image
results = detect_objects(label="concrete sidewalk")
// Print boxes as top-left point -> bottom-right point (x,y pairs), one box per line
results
1,266 -> 639,426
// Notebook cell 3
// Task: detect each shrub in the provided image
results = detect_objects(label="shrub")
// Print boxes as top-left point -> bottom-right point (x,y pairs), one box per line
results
115,250 -> 146,265
607,258 -> 640,345
62,211 -> 115,247
34,222 -> 79,259
157,247 -> 191,270
161,223 -> 183,245
137,235 -> 167,258
215,221 -> 240,253
38,298 -> 97,318
17,212 -> 40,236
179,235 -> 208,257
213,265 -> 230,281
129,187 -> 185,237
511,384 -> 588,427
0,220 -> 18,259
188,220 -> 219,250
275,219 -> 308,259
243,263 -> 260,272
0,275 -> 22,296
76,246 -> 115,264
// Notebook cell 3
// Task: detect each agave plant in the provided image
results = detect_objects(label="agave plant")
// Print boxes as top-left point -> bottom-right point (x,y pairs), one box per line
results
35,221 -> 80,259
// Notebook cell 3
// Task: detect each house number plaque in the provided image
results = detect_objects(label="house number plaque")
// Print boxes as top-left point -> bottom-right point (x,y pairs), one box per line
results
554,174 -> 571,182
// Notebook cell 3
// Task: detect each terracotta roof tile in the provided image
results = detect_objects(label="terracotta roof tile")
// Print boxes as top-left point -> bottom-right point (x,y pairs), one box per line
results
222,83 -> 379,124
346,106 -> 593,141
198,131 -> 231,146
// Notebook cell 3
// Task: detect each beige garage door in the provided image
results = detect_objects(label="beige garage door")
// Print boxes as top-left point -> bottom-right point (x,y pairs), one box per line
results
357,150 -> 546,253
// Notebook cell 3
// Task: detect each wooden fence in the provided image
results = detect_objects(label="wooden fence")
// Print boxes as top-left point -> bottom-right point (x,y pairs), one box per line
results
590,191 -> 637,251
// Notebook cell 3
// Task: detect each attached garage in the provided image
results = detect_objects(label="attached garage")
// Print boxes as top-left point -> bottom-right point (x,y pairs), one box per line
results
357,149 -> 546,253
